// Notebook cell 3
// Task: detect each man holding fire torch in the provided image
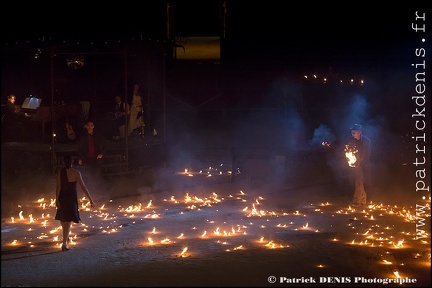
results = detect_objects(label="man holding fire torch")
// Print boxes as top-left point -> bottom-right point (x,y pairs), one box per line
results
347,124 -> 371,206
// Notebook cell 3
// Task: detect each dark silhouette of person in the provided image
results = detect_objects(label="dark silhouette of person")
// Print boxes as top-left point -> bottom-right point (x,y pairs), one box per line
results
347,124 -> 371,206
55,154 -> 95,251
2,94 -> 30,141
77,120 -> 107,182
112,95 -> 130,140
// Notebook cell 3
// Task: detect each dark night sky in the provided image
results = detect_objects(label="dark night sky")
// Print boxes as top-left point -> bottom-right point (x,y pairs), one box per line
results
2,1 -> 425,60
2,1 -> 429,80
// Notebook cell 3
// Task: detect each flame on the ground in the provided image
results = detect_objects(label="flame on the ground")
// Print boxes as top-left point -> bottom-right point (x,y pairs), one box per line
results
161,238 -> 171,244
179,247 -> 188,257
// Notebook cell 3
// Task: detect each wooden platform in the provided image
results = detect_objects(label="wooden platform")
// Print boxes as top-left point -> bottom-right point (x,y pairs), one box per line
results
1,136 -> 166,178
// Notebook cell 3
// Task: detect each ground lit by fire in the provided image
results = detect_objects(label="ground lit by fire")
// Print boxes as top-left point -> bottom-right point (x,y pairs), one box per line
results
1,167 -> 430,286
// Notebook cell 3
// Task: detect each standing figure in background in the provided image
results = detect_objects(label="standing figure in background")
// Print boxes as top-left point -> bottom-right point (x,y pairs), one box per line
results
112,95 -> 130,141
347,124 -> 371,206
77,120 -> 107,184
55,154 -> 95,251
3,94 -> 30,141
128,83 -> 144,137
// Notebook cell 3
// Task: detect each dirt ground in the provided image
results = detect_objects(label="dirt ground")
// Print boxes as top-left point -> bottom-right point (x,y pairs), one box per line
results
1,164 -> 431,287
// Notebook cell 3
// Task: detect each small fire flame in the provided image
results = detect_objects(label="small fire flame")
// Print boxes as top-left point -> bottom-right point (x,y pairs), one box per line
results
179,247 -> 188,257
161,238 -> 171,244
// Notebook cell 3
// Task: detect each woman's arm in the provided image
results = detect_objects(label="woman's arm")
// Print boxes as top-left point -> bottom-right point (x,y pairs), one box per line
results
55,172 -> 61,207
76,171 -> 95,208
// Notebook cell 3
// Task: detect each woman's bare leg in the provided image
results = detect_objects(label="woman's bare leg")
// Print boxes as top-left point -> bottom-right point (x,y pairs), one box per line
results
61,221 -> 71,247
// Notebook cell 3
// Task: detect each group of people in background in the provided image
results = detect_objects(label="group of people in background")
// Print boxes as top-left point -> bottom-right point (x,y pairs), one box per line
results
2,83 -> 146,144
109,83 -> 145,141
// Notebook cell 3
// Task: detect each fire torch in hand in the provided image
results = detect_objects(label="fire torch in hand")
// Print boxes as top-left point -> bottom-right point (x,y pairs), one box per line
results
345,144 -> 357,167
